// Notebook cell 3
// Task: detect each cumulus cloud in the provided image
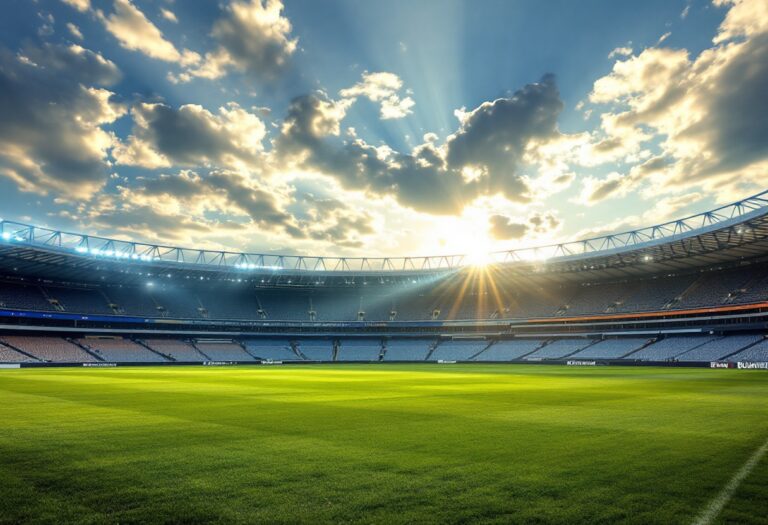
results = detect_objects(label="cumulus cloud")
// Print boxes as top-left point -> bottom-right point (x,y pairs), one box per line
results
581,0 -> 768,203
96,0 -> 199,65
62,0 -> 91,12
274,75 -> 565,215
489,212 -> 561,240
70,170 -> 377,249
67,22 -> 83,40
114,102 -> 267,169
340,71 -> 415,119
180,0 -> 297,82
0,43 -> 124,198
489,215 -> 527,240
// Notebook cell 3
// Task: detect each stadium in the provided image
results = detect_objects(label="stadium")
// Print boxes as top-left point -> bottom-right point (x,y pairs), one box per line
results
2,0 -> 768,523
2,191 -> 768,367
1,190 -> 768,523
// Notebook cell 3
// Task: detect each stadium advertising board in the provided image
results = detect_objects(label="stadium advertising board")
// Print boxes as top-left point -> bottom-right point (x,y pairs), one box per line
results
737,362 -> 768,369
567,360 -> 597,366
710,362 -> 733,368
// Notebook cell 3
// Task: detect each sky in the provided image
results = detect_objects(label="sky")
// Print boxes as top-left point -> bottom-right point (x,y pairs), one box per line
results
0,0 -> 766,258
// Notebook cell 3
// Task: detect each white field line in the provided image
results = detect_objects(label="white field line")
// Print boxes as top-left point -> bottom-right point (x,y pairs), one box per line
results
692,436 -> 768,525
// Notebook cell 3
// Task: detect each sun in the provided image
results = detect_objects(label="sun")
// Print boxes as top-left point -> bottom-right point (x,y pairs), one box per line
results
465,249 -> 493,267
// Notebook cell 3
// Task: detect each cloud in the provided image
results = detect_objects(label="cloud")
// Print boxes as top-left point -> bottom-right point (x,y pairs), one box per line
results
96,0 -> 199,65
181,0 -> 297,82
340,71 -> 415,120
489,215 -> 527,240
445,73 -> 563,197
62,0 -> 91,12
160,8 -> 177,23
608,46 -> 633,59
114,102 -> 267,169
489,212 -> 561,240
71,170 -> 377,249
67,22 -> 83,40
584,0 -> 768,203
274,75 -> 565,215
0,43 -> 124,198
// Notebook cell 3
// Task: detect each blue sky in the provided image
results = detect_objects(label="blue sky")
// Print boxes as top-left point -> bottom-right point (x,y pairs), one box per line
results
0,0 -> 765,257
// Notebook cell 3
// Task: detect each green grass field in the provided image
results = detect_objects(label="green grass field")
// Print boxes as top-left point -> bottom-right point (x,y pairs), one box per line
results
0,365 -> 767,524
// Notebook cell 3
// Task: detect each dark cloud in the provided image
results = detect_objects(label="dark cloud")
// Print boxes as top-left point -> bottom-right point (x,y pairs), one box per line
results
445,73 -> 562,197
275,75 -> 564,214
489,211 -> 561,240
211,0 -> 296,80
0,43 -> 123,198
489,215 -> 528,240
677,33 -> 768,178
133,170 -> 299,236
115,102 -> 265,168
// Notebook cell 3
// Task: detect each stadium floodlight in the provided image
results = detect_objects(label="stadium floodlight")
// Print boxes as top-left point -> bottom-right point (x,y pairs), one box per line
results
1,232 -> 11,240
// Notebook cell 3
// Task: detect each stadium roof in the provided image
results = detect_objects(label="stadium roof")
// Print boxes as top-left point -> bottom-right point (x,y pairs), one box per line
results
1,189 -> 768,285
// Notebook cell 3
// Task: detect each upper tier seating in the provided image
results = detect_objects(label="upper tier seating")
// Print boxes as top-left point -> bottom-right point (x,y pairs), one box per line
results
0,282 -> 56,312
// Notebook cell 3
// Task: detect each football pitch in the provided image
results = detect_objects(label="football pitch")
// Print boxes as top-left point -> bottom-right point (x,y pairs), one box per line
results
0,365 -> 766,524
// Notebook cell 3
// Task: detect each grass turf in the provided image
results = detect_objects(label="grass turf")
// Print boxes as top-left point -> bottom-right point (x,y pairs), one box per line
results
0,364 -> 766,524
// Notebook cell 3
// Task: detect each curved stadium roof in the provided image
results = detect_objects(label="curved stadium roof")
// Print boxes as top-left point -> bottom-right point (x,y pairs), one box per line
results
1,190 -> 768,284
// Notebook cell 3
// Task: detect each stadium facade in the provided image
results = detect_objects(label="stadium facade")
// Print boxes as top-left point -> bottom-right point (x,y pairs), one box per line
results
2,190 -> 768,367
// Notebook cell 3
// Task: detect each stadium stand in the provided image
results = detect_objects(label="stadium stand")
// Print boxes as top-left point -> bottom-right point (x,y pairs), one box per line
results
79,338 -> 167,362
45,286 -> 112,314
382,339 -> 433,361
242,339 -> 300,361
0,281 -> 56,312
2,336 -> 98,362
295,339 -> 335,361
0,342 -> 37,362
626,336 -> 718,361
143,339 -> 208,361
675,335 -> 762,361
429,339 -> 489,361
1,192 -> 768,367
473,340 -> 544,361
194,341 -> 255,361
104,287 -> 161,317
729,338 -> 768,362
569,338 -> 650,359
524,339 -> 595,360
336,339 -> 382,361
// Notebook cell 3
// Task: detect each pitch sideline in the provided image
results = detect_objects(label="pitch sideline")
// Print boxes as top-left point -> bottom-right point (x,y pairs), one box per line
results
692,435 -> 768,525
